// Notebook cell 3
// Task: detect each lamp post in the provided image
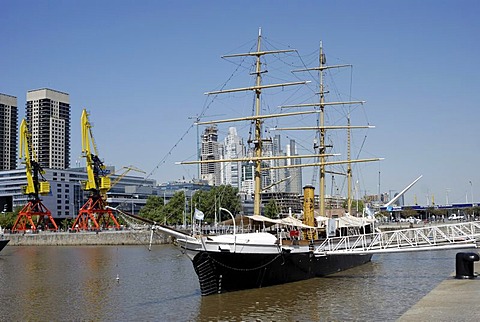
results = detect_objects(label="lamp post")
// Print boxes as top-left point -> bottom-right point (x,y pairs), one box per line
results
469,181 -> 473,205
470,181 -> 474,219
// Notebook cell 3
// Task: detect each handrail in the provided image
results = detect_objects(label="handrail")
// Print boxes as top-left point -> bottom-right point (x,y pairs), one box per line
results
219,207 -> 236,252
315,222 -> 480,255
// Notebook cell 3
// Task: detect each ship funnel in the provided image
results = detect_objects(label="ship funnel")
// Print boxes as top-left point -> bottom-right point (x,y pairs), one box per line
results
303,185 -> 317,240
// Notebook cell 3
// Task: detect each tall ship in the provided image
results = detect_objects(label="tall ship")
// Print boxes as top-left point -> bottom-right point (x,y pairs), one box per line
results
116,30 -> 479,296
158,29 -> 381,296
105,32 -> 480,295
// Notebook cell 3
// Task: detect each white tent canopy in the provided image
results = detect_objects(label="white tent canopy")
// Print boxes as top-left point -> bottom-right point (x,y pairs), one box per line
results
247,215 -> 316,229
337,214 -> 375,228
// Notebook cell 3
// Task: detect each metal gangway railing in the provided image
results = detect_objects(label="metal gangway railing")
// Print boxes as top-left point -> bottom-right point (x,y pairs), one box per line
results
315,221 -> 480,256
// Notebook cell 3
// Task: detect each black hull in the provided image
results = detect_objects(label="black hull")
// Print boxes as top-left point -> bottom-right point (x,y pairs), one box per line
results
192,250 -> 372,295
0,239 -> 9,253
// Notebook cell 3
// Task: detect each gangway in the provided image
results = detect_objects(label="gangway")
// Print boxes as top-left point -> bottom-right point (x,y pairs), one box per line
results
315,221 -> 480,256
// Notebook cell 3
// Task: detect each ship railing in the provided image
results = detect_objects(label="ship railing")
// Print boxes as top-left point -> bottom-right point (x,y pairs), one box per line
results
314,221 -> 480,256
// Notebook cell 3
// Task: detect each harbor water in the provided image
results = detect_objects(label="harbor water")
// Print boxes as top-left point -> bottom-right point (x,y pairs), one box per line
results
0,245 -> 461,321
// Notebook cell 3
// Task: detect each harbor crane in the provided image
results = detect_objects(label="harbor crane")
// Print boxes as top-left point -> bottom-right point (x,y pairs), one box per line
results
107,165 -> 146,192
13,119 -> 58,231
72,109 -> 120,231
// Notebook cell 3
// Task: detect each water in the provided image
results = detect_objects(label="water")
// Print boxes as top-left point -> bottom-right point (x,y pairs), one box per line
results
0,245 -> 460,321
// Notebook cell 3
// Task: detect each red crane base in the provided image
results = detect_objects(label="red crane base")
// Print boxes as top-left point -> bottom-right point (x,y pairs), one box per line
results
72,196 -> 120,231
13,200 -> 58,231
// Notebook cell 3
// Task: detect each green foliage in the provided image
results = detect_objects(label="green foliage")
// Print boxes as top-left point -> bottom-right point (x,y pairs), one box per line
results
192,185 -> 241,223
342,199 -> 364,213
138,185 -> 241,226
264,199 -> 279,218
60,218 -> 73,231
163,190 -> 186,225
0,212 -> 17,229
139,195 -> 165,223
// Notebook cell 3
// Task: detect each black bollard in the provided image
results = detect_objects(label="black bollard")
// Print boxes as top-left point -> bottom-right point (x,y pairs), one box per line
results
455,252 -> 479,279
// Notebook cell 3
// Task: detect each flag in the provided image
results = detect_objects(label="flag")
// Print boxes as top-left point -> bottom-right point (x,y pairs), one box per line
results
194,208 -> 205,220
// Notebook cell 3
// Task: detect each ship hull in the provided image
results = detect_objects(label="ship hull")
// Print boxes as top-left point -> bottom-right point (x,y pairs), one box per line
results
0,239 -> 9,253
192,249 -> 372,295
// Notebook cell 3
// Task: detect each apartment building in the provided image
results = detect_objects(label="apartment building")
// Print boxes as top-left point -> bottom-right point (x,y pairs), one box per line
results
0,93 -> 18,170
26,88 -> 70,169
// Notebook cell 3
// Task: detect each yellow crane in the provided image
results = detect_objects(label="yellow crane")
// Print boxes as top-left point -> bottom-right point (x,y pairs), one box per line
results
72,109 -> 120,231
13,119 -> 58,231
108,165 -> 146,191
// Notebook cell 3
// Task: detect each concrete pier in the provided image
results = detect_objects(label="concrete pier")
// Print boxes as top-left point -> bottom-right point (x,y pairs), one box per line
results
398,259 -> 479,321
2,230 -> 169,246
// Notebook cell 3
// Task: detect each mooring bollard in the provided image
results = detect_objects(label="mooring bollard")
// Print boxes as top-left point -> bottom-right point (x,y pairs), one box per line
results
455,252 -> 479,279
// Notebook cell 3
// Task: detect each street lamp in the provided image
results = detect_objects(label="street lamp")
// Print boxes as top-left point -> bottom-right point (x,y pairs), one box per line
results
469,181 -> 473,205
470,181 -> 474,220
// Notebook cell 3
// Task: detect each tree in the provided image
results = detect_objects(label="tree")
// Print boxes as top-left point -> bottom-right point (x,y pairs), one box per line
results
192,185 -> 241,223
163,191 -> 186,225
138,186 -> 241,226
61,218 -> 73,231
139,196 -> 165,222
342,199 -> 364,214
139,192 -> 188,225
0,212 -> 16,230
213,185 -> 241,216
264,200 -> 279,219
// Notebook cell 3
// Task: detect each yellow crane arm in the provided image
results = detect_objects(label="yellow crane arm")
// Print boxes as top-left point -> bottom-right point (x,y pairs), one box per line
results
19,120 -> 34,194
81,109 -> 96,191
110,166 -> 146,188
19,119 -> 50,196
81,109 -> 110,193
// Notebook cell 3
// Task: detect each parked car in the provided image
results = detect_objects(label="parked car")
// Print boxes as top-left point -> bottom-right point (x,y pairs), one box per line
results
448,214 -> 464,220
407,216 -> 422,224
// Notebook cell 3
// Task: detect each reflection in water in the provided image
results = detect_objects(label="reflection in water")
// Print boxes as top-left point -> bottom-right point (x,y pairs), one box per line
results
0,245 -> 459,321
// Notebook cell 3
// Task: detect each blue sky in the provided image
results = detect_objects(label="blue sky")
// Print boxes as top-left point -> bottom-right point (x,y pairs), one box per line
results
2,0 -> 480,205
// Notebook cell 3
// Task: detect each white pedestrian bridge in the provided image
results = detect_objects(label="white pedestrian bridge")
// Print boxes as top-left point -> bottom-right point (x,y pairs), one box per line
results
316,222 -> 480,256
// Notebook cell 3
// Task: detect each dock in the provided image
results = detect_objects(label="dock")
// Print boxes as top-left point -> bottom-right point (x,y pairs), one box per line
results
2,229 -> 169,246
398,259 -> 479,321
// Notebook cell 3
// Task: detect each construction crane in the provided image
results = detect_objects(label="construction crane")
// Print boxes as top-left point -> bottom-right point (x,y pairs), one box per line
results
13,119 -> 58,231
72,109 -> 120,231
107,165 -> 146,192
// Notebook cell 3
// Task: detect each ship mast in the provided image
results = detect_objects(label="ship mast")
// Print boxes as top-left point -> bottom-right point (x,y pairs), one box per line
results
193,28 -> 309,216
181,33 -> 381,217
281,42 -> 381,216
318,43 -> 327,217
253,30 -> 263,216
347,112 -> 352,215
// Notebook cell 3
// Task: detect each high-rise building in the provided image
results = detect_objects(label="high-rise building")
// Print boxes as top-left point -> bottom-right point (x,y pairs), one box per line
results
270,134 -> 287,192
26,88 -> 70,169
0,93 -> 18,170
221,127 -> 244,189
285,139 -> 302,194
200,125 -> 221,186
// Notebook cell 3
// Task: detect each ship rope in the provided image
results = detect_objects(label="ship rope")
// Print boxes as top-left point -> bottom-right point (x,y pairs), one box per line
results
207,252 -> 284,272
145,48 -> 249,182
